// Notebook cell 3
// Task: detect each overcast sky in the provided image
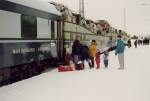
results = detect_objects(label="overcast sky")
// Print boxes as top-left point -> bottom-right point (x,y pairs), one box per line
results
49,0 -> 150,35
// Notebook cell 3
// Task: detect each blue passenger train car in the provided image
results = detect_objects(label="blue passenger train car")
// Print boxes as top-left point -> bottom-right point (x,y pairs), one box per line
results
0,0 -> 63,86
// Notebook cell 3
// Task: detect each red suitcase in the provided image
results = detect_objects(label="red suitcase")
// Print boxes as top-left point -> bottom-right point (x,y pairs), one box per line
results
58,65 -> 73,72
75,63 -> 84,70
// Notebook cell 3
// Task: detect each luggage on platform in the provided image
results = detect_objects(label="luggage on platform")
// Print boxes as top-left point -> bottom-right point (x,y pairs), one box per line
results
75,61 -> 84,70
58,65 -> 75,72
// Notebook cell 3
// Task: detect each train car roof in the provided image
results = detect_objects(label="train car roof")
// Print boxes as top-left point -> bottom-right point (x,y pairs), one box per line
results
6,0 -> 61,16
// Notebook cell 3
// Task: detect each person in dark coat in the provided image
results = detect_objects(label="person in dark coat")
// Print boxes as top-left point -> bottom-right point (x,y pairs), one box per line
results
80,44 -> 92,68
72,36 -> 82,65
127,39 -> 132,48
134,40 -> 138,48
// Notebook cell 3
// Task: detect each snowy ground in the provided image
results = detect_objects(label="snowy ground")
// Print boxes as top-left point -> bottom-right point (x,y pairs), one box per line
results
0,45 -> 150,101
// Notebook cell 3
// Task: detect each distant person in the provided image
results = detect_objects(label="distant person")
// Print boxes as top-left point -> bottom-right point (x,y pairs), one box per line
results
95,49 -> 101,69
127,39 -> 132,48
134,40 -> 138,48
115,35 -> 126,70
89,40 -> 97,68
103,50 -> 109,68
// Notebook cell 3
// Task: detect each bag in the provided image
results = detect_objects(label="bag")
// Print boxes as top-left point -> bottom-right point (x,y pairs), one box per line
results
58,65 -> 73,72
75,61 -> 84,70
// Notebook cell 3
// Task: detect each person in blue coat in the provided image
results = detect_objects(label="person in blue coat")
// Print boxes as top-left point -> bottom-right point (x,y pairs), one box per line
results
115,35 -> 126,69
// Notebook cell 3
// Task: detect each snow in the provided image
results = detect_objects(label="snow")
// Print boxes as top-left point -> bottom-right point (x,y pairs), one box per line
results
6,0 -> 61,16
0,45 -> 150,101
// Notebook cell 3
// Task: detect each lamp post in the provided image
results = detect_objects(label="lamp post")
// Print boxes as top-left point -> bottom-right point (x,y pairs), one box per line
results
123,8 -> 126,31
79,0 -> 85,18
140,2 -> 150,37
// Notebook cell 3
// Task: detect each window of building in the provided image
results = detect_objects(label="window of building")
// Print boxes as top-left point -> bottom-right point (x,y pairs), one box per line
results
21,14 -> 37,39
70,33 -> 73,40
64,32 -> 70,40
83,35 -> 86,40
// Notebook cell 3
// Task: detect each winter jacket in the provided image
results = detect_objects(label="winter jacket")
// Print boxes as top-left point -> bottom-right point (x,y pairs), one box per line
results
72,40 -> 82,56
89,43 -> 97,57
115,39 -> 125,54
103,52 -> 109,60
95,52 -> 101,61
80,44 -> 91,60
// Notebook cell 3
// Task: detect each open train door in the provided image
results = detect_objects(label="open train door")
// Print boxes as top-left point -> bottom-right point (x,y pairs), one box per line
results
57,20 -> 64,64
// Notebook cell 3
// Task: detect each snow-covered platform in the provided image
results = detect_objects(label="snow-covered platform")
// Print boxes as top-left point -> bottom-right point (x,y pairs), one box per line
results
0,45 -> 150,101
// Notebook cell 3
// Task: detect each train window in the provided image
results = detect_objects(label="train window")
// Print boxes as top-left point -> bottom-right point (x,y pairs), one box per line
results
73,34 -> 76,40
48,20 -> 51,39
83,35 -> 86,40
55,21 -> 57,39
21,15 -> 37,39
51,21 -> 55,39
0,10 -> 21,38
37,17 -> 50,38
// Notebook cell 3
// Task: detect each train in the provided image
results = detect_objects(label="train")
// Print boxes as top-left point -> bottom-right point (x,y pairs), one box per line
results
0,0 -> 112,86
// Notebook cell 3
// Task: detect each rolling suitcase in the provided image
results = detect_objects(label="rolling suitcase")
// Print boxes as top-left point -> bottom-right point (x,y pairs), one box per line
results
58,65 -> 74,72
75,61 -> 84,70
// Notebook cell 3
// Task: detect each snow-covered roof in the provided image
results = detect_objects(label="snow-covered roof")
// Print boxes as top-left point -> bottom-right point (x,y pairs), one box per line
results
6,0 -> 61,16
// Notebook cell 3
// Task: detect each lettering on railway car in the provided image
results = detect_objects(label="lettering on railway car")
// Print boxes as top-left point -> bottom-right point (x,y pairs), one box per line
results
12,47 -> 51,54
38,47 -> 51,52
12,48 -> 35,54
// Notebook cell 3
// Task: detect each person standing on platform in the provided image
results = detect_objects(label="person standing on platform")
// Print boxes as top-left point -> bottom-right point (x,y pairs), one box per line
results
72,35 -> 82,66
134,40 -> 138,48
89,40 -> 97,68
95,49 -> 101,69
127,39 -> 132,48
115,35 -> 126,70
103,50 -> 109,68
80,43 -> 92,68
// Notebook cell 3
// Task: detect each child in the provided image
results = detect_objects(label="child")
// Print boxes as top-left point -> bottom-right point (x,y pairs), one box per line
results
103,50 -> 109,68
95,49 -> 101,69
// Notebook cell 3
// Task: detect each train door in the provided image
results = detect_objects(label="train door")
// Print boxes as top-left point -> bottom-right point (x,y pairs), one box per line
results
56,20 -> 63,62
58,21 -> 64,59
48,20 -> 57,59
51,20 -> 63,63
